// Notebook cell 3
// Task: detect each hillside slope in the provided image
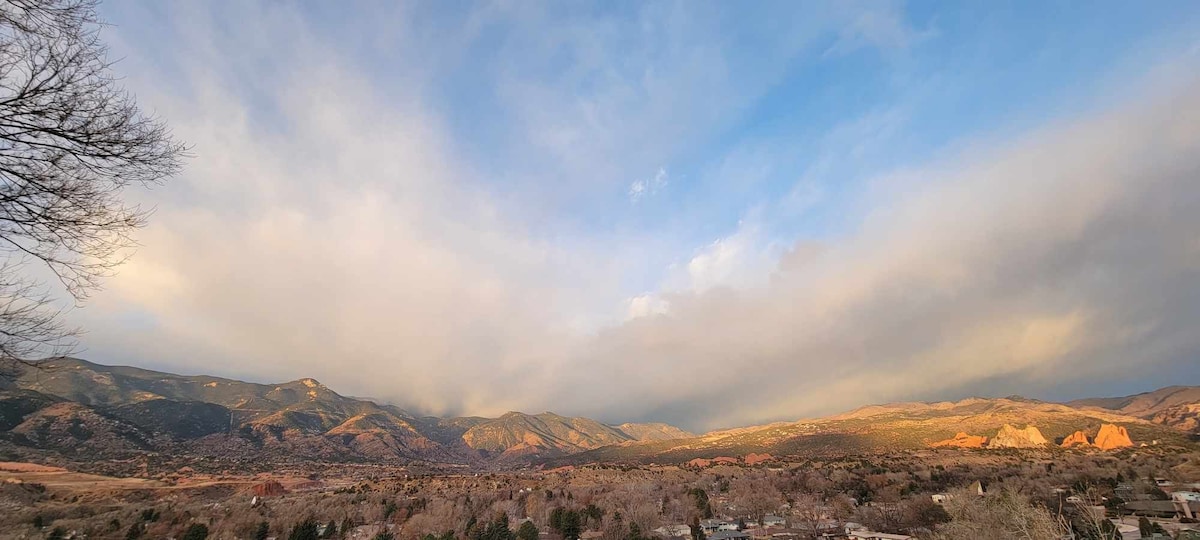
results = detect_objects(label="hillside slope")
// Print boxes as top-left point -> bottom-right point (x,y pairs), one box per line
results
1068,386 -> 1200,433
553,397 -> 1190,465
615,422 -> 696,441
1,359 -> 695,465
461,412 -> 633,457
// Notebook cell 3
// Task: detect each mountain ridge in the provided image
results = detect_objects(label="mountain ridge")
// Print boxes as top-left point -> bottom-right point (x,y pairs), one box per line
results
1,358 -> 1196,469
0,358 -> 695,465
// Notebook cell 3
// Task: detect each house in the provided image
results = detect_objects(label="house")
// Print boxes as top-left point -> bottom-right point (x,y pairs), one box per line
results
847,531 -> 913,540
1124,500 -> 1200,519
741,527 -> 772,540
761,515 -> 787,528
654,524 -> 692,538
709,531 -> 750,540
701,520 -> 733,534
930,494 -> 951,505
718,522 -> 741,532
349,525 -> 386,540
1173,492 -> 1200,502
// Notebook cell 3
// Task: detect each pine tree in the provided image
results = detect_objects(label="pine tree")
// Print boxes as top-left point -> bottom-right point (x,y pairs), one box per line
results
125,522 -> 145,540
517,521 -> 539,540
289,519 -> 320,540
181,524 -> 209,540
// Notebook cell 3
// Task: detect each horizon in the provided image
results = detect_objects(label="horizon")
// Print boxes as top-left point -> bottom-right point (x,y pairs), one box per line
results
30,1 -> 1200,432
35,356 -> 1196,433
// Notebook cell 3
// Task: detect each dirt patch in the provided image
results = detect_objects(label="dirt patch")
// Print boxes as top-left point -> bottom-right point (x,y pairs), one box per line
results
0,462 -> 68,473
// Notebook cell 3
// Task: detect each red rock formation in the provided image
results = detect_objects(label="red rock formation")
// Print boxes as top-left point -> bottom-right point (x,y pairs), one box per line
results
930,432 -> 989,448
251,480 -> 286,496
743,453 -> 773,465
687,456 -> 738,468
1094,424 -> 1133,450
1060,430 -> 1090,447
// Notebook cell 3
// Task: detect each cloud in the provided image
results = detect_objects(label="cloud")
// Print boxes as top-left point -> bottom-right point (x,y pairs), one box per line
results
625,294 -> 670,320
823,1 -> 925,57
68,2 -> 1200,433
546,79 -> 1200,430
629,167 -> 668,202
678,217 -> 780,292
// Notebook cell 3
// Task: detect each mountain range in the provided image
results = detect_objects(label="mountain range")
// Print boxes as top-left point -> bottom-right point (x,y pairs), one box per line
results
0,358 -> 695,466
0,358 -> 1196,470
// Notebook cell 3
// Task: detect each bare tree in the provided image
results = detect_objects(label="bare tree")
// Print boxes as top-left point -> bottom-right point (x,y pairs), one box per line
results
790,494 -> 826,539
933,488 -> 1069,540
0,0 -> 186,374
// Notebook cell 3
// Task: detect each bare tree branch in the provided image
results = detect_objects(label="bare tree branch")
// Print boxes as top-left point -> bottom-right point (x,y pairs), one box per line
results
0,0 -> 187,374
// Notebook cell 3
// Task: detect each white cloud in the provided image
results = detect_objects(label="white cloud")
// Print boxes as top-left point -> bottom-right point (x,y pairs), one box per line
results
547,80 -> 1200,430
629,167 -> 668,202
67,2 -> 1200,432
625,294 -> 670,320
659,216 -> 784,293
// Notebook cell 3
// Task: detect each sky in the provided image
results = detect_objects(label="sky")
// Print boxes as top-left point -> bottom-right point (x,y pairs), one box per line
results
58,0 -> 1200,431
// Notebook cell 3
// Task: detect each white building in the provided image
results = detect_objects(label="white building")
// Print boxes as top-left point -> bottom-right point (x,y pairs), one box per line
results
847,532 -> 914,540
1173,492 -> 1200,502
654,524 -> 692,538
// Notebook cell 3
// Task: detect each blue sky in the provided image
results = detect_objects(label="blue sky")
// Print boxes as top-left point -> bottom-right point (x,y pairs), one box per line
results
67,1 -> 1200,430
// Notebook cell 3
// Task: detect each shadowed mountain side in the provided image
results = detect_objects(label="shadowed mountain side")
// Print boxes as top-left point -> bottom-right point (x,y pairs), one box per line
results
1068,386 -> 1200,433
0,359 -> 695,464
1068,386 -> 1200,416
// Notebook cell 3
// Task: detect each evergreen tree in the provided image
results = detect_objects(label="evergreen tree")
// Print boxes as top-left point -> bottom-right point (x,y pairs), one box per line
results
689,516 -> 706,540
125,522 -> 145,540
289,519 -> 320,540
548,509 -> 582,540
181,524 -> 210,540
626,523 -> 651,540
517,521 -> 539,540
1139,517 -> 1153,538
255,522 -> 270,540
583,504 -> 604,527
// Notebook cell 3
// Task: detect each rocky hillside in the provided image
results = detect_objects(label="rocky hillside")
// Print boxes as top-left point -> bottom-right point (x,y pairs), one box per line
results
1069,386 -> 1200,434
551,396 -> 1191,466
1149,403 -> 1200,434
615,422 -> 696,441
460,412 -> 631,458
2,358 -> 1195,469
0,358 -> 693,466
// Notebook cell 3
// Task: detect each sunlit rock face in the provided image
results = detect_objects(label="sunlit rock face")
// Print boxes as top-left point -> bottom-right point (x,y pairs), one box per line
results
1094,424 -> 1133,450
989,424 -> 1048,448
